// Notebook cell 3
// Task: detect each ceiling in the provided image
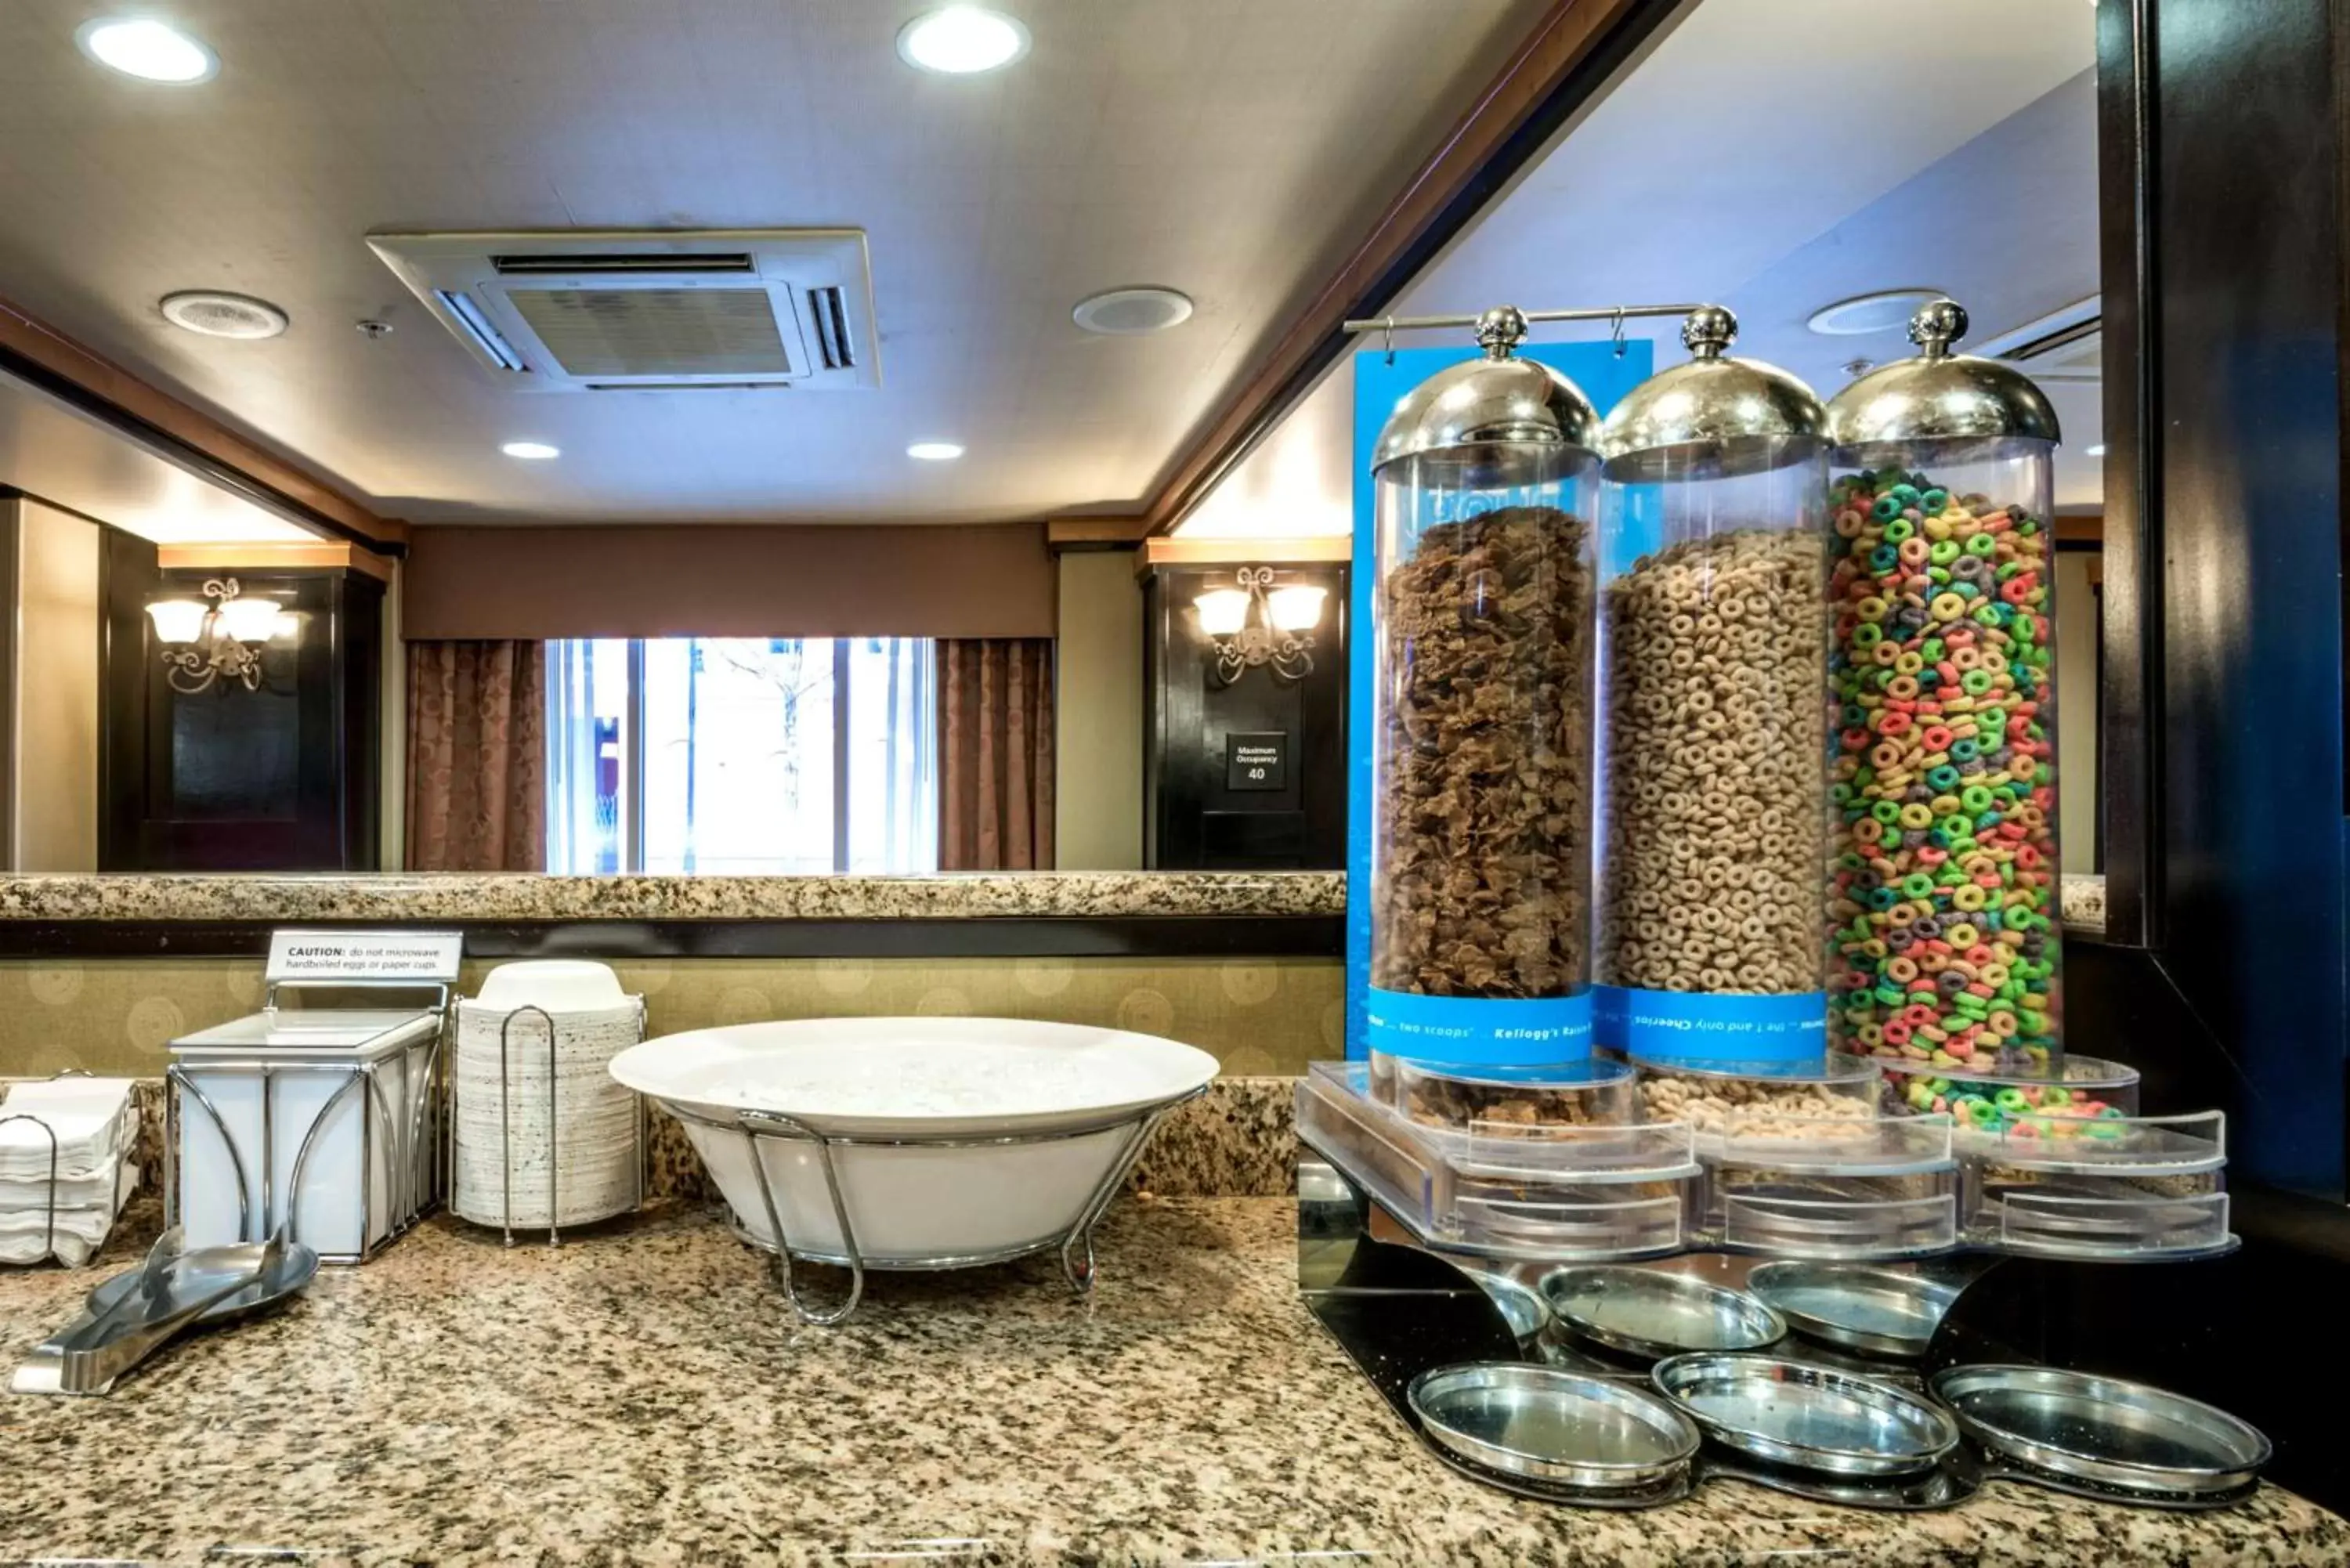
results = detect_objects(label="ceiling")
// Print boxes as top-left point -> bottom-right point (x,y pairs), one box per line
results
0,365 -> 314,543
1180,0 -> 2102,537
0,0 -> 1546,528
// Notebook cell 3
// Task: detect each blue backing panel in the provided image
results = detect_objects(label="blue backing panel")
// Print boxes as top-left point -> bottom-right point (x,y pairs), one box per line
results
1345,339 -> 1654,1060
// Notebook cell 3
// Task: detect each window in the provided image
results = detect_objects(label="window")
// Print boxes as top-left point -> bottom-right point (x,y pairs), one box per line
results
547,638 -> 936,875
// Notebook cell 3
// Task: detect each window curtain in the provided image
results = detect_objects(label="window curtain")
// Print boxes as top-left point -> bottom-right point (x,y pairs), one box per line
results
406,641 -> 547,872
936,638 -> 1054,870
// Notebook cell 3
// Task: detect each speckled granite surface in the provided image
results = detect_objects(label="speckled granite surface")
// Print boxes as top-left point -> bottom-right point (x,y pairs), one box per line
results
0,1198 -> 2334,1567
0,870 -> 1345,923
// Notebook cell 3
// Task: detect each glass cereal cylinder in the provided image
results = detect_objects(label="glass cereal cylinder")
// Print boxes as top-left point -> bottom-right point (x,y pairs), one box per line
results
1822,300 -> 2063,1077
1365,305 -> 1603,1086
1594,306 -> 1833,1067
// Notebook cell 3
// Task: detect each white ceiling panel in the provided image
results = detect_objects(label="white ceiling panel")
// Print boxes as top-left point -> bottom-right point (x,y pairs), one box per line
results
0,0 -> 1545,525
1182,0 -> 2103,534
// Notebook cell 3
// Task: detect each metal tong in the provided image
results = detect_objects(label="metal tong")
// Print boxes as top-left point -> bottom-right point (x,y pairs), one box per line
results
10,1226 -> 282,1396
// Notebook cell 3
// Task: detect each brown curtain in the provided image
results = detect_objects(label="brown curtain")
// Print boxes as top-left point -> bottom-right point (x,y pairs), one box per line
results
405,641 -> 546,871
937,638 -> 1055,870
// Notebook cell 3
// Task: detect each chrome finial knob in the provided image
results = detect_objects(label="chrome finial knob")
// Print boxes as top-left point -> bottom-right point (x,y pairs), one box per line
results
1475,305 -> 1529,359
1909,299 -> 1969,359
1681,305 -> 1737,360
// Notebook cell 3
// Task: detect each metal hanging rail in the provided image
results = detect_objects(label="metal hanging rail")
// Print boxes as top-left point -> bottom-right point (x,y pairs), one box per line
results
1340,302 -> 1707,334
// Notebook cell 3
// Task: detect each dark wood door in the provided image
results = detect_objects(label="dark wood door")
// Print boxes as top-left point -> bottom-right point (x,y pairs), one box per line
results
99,537 -> 381,871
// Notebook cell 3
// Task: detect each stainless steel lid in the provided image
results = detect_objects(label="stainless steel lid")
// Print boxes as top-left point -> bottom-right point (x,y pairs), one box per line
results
1600,305 -> 1824,482
1457,1270 -> 1547,1344
1655,1353 -> 1961,1477
1408,1361 -> 1700,1492
1823,299 -> 2060,451
1371,305 -> 1600,484
1744,1261 -> 1960,1360
1539,1265 -> 1785,1364
1930,1365 -> 2272,1498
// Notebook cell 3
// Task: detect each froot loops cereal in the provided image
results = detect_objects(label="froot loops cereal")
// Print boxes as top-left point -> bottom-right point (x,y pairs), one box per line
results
1827,468 -> 2059,1073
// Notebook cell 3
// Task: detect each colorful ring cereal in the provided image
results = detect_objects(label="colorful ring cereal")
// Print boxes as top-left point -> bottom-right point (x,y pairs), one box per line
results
1827,468 -> 2061,1072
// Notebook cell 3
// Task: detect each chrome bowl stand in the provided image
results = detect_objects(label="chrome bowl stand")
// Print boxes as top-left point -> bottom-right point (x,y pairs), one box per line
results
663,1084 -> 1205,1327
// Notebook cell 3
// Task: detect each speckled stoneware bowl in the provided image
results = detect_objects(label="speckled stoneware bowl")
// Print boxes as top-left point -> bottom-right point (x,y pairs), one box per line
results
609,1017 -> 1217,1266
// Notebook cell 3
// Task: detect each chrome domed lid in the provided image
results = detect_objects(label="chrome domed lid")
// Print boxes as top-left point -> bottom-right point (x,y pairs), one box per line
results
1600,305 -> 1824,482
1823,299 -> 2060,453
1372,305 -> 1600,486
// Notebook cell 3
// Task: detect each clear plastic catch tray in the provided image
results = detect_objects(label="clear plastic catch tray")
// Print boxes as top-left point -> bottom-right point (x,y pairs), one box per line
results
1629,1053 -> 1882,1157
1297,1061 -> 1700,1263
1959,1110 -> 2234,1260
1697,1111 -> 1959,1261
1878,1054 -> 2141,1144
1375,1054 -> 1643,1131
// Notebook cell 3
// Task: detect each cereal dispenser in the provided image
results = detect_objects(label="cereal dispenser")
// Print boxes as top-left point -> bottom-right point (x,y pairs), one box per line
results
1366,305 -> 1603,1082
1822,300 -> 2062,1076
1594,305 -> 1831,1065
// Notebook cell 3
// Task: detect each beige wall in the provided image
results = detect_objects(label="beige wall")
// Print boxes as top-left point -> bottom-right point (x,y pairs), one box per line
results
10,499 -> 99,871
0,953 -> 1343,1078
1054,548 -> 1144,869
2055,551 -> 2100,874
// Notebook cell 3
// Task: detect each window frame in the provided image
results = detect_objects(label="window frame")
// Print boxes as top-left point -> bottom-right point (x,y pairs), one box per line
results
553,636 -> 928,876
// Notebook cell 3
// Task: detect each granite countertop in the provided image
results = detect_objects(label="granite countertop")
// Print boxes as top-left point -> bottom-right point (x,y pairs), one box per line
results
0,870 -> 2100,933
0,1198 -> 2333,1566
0,870 -> 1345,923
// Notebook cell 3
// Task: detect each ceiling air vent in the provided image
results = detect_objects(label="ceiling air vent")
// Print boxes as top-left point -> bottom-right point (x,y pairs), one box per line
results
367,229 -> 879,392
1972,297 -> 2101,384
808,285 -> 856,370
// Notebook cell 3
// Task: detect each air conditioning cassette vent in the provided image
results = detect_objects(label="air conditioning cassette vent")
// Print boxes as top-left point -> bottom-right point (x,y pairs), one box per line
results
367,229 -> 879,392
491,251 -> 755,276
1972,297 -> 2102,384
808,285 -> 856,370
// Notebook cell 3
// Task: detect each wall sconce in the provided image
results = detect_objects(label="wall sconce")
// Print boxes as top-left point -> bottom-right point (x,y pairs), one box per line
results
146,576 -> 297,693
1195,566 -> 1325,685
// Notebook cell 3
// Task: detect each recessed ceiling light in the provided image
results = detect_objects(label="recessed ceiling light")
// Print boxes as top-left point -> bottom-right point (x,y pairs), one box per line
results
2085,443 -> 2109,457
76,17 -> 217,83
907,441 -> 965,461
1807,289 -> 1947,337
160,291 -> 287,340
1073,287 -> 1195,336
501,440 -> 561,461
896,7 -> 1029,74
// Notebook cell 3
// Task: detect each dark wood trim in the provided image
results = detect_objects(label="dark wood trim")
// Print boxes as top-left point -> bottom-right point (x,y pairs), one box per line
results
1136,0 -> 1678,537
2093,0 -> 2157,948
0,297 -> 406,556
0,915 -> 1346,960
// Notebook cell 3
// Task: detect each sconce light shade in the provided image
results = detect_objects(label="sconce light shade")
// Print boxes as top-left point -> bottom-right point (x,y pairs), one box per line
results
146,598 -> 209,644
1195,588 -> 1251,636
216,594 -> 286,644
270,612 -> 302,641
1267,584 -> 1329,633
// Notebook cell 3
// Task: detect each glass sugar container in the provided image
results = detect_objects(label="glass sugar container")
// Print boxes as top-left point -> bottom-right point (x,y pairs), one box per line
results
1366,305 -> 1603,1078
1822,300 -> 2063,1076
1594,305 -> 1831,1067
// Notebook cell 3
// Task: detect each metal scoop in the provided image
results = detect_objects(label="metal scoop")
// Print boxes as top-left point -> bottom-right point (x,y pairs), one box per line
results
11,1227 -> 285,1396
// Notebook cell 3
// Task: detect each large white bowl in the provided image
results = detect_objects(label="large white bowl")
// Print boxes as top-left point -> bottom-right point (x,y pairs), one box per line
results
608,1017 -> 1216,1264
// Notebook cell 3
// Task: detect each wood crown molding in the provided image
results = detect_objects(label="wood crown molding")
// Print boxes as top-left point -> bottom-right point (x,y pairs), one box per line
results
1135,0 -> 1661,538
157,540 -> 393,583
0,294 -> 405,554
1046,516 -> 1152,551
1140,536 -> 1350,579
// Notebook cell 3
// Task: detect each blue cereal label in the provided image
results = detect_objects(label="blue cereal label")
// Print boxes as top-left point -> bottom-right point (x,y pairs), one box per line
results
1364,988 -> 1595,1066
1593,985 -> 1828,1064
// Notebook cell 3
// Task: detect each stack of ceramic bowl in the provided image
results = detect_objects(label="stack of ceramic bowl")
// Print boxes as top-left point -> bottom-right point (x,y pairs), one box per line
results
452,961 -> 643,1233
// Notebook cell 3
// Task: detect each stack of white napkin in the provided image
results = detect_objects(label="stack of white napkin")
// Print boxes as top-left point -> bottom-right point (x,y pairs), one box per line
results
0,1078 -> 139,1266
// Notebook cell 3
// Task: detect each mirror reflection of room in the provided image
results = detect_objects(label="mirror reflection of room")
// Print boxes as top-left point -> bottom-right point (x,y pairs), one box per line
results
0,0 -> 2095,887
